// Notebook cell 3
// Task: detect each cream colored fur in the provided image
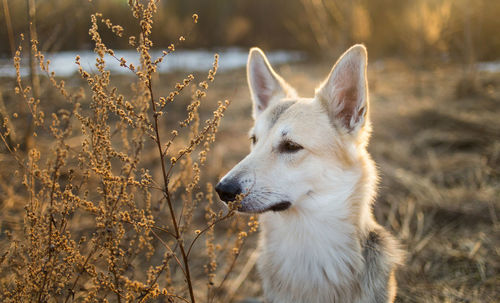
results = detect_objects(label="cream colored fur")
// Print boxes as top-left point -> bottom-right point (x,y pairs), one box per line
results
217,45 -> 402,303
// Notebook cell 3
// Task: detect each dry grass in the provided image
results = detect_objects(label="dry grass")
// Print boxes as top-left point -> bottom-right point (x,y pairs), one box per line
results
0,3 -> 256,302
205,61 -> 500,302
0,20 -> 498,301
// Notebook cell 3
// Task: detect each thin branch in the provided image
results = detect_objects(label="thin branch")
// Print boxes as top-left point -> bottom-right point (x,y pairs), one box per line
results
149,229 -> 187,282
186,212 -> 234,258
1,0 -> 15,58
147,79 -> 196,303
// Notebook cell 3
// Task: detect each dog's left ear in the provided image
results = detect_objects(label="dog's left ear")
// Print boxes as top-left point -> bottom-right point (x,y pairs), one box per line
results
316,44 -> 368,133
247,47 -> 296,119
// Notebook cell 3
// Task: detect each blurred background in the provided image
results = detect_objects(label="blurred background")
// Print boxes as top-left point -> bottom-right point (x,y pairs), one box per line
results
2,0 -> 500,95
0,0 -> 499,302
1,0 -> 500,59
1,0 -> 500,62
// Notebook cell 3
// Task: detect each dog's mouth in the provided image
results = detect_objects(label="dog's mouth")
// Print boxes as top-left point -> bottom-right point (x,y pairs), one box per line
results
215,182 -> 292,214
238,201 -> 292,214
267,201 -> 292,212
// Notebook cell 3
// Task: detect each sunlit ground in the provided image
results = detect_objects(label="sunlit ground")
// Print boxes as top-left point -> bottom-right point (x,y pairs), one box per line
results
0,0 -> 499,302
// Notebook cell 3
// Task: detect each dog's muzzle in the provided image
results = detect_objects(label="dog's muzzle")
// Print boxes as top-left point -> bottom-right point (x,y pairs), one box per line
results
215,179 -> 292,213
215,179 -> 242,203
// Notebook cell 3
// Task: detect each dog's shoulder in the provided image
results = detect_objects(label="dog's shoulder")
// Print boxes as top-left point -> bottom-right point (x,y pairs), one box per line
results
360,226 -> 403,303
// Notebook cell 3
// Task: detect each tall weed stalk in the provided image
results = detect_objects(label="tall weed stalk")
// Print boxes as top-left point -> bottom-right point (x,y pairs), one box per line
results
0,1 -> 255,302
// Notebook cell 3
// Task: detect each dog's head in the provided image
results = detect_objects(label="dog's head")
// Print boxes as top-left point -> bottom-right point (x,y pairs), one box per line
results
216,45 -> 372,214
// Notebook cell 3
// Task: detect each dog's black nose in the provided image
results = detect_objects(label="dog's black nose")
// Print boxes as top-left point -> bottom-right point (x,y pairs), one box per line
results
215,180 -> 242,202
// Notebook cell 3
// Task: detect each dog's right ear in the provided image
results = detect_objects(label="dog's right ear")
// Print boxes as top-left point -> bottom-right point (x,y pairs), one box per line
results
316,44 -> 369,134
247,48 -> 296,119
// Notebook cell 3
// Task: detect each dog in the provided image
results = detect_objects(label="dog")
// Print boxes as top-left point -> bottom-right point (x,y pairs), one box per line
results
216,45 -> 402,303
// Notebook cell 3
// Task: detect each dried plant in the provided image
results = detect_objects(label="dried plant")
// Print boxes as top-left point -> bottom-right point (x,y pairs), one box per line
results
0,1 -> 255,302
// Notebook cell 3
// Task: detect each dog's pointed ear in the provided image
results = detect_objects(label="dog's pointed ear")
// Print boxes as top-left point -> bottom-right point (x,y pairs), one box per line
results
316,44 -> 369,133
247,47 -> 296,119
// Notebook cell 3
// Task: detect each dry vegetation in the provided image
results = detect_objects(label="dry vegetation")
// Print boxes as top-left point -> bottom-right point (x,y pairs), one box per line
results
2,0 -> 500,61
209,60 -> 500,302
1,48 -> 499,303
0,0 -> 499,303
0,2 -> 257,302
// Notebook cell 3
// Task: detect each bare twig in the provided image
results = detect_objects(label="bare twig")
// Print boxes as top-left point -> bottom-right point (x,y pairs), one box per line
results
186,211 -> 234,258
0,93 -> 18,148
1,0 -> 15,58
224,247 -> 260,302
26,0 -> 40,150
147,79 -> 196,303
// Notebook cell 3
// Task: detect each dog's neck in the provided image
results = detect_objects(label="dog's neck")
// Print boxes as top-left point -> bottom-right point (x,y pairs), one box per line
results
259,189 -> 371,273
257,164 -> 377,302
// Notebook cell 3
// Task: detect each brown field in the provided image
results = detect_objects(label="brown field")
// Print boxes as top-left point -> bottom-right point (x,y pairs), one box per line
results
1,0 -> 500,301
0,57 -> 499,302
210,61 -> 500,302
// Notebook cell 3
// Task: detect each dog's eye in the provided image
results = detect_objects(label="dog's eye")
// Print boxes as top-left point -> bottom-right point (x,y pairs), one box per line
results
250,135 -> 257,144
279,140 -> 303,153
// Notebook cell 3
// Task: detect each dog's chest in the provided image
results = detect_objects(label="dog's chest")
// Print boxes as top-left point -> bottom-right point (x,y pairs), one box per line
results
257,213 -> 363,303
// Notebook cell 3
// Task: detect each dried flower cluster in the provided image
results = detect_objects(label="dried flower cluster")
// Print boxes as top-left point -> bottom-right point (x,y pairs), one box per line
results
0,1 -> 253,302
